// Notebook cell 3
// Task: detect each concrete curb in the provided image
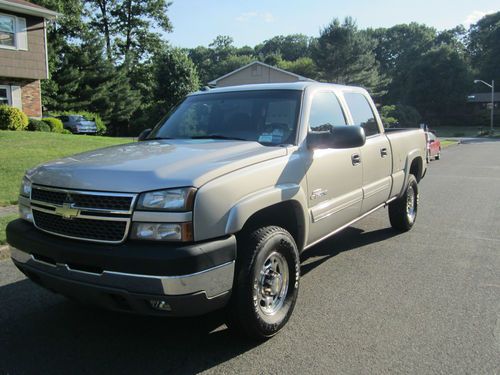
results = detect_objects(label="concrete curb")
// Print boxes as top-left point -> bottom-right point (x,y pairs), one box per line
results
0,245 -> 10,261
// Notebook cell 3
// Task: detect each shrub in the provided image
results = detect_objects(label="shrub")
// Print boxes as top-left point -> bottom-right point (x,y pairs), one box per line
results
42,117 -> 64,133
61,129 -> 72,134
27,118 -> 51,132
0,105 -> 29,131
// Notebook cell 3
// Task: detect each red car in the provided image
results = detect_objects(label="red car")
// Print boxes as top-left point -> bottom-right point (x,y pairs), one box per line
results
426,132 -> 441,161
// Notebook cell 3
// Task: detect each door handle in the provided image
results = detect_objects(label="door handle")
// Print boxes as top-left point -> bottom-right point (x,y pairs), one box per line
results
380,148 -> 388,157
351,153 -> 361,166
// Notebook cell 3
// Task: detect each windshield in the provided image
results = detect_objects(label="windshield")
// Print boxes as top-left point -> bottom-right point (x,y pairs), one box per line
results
148,90 -> 302,146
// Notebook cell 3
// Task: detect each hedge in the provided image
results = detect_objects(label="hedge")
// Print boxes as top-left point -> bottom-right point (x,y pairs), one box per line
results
27,118 -> 51,132
0,105 -> 29,131
42,117 -> 64,133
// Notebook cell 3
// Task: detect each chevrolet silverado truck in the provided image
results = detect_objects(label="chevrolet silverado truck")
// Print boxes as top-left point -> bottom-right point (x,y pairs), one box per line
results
7,82 -> 427,339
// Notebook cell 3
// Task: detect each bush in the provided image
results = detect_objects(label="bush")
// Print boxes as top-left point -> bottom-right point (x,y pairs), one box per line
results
61,129 -> 72,134
0,105 -> 29,131
42,117 -> 64,133
27,118 -> 51,132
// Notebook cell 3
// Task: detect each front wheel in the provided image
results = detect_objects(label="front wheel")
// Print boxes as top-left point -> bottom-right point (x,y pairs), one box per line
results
388,174 -> 419,232
226,226 -> 300,339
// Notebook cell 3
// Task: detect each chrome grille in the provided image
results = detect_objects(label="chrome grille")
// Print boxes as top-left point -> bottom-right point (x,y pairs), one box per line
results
31,187 -> 133,211
30,185 -> 136,243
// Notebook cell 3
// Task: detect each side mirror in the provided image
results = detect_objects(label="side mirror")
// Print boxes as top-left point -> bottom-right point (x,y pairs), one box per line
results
307,126 -> 366,149
138,128 -> 152,141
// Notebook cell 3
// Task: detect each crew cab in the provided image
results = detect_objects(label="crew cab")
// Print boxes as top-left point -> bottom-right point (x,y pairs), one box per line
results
7,82 -> 427,339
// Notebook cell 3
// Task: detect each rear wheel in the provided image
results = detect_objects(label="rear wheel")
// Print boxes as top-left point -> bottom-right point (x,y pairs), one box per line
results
389,174 -> 419,232
435,148 -> 441,160
226,226 -> 300,339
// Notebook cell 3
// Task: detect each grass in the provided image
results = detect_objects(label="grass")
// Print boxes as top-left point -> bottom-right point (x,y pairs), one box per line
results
0,131 -> 132,207
440,139 -> 459,148
0,214 -> 17,246
431,126 -> 495,138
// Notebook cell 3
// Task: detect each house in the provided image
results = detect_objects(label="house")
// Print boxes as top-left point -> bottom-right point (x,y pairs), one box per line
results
208,61 -> 314,88
467,92 -> 500,108
0,0 -> 57,117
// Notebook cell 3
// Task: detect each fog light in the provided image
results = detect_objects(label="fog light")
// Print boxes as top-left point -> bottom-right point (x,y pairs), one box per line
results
19,204 -> 33,222
149,300 -> 171,311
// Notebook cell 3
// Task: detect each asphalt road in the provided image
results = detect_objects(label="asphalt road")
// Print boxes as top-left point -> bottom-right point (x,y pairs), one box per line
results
1,141 -> 499,374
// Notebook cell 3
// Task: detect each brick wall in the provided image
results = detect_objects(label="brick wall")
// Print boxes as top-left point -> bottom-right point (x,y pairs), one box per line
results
0,78 -> 42,117
20,80 -> 42,117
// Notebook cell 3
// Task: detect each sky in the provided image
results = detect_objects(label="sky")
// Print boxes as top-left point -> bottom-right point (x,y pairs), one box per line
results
166,0 -> 499,48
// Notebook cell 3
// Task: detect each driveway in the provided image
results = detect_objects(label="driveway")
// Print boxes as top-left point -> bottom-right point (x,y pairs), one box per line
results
0,142 -> 499,374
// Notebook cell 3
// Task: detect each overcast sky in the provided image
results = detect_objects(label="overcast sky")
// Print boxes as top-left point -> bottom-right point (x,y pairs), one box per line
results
166,0 -> 498,48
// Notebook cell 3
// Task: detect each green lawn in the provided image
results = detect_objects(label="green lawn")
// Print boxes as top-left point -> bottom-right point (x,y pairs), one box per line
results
0,214 -> 17,246
0,131 -> 131,206
440,139 -> 459,148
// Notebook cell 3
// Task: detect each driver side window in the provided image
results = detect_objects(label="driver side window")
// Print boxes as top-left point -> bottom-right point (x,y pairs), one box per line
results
309,92 -> 347,132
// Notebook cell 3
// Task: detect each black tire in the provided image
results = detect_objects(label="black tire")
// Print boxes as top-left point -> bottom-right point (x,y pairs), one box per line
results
226,226 -> 300,339
389,174 -> 419,232
435,149 -> 441,160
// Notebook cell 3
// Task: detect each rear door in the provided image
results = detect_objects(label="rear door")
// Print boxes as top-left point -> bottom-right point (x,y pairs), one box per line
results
343,92 -> 392,214
305,90 -> 363,244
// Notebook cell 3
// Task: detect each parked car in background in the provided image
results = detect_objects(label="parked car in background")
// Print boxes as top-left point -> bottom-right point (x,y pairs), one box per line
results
426,132 -> 441,161
58,115 -> 97,134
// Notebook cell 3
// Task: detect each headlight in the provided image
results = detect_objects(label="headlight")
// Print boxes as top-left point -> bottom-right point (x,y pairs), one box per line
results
19,177 -> 32,198
130,222 -> 193,241
137,188 -> 196,211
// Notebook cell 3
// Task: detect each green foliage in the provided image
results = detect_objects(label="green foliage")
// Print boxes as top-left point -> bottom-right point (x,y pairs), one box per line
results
27,118 -> 51,132
42,117 -> 64,133
278,57 -> 319,80
61,129 -> 72,134
0,105 -> 29,131
468,12 -> 500,82
154,48 -> 200,111
391,104 -> 422,127
313,17 -> 387,97
380,105 -> 399,127
256,34 -> 313,61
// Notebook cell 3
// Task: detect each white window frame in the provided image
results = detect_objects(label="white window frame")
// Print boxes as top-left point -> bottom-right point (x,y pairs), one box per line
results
0,13 -> 28,51
0,85 -> 12,106
0,13 -> 17,50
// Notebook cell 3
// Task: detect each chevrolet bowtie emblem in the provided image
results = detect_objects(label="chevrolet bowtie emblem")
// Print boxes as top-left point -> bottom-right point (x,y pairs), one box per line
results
55,202 -> 80,220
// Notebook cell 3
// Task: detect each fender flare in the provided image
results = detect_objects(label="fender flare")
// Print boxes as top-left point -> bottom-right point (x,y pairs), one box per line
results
224,183 -> 309,249
400,149 -> 424,197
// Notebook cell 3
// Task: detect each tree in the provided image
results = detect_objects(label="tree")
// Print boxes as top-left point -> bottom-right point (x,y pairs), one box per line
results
468,12 -> 500,85
154,48 -> 200,114
278,57 -> 319,80
85,0 -> 116,60
368,23 -> 436,103
313,17 -> 386,96
256,34 -> 312,61
406,45 -> 473,126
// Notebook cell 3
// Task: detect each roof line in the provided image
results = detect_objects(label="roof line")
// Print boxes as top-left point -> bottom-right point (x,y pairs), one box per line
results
0,0 -> 59,18
208,60 -> 314,85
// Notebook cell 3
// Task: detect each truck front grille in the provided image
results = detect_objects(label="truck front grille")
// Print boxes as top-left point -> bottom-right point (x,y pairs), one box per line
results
30,185 -> 136,243
31,188 -> 133,211
33,210 -> 127,242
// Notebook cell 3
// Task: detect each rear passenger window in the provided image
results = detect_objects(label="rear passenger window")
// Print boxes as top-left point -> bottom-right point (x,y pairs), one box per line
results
344,93 -> 380,137
309,92 -> 346,132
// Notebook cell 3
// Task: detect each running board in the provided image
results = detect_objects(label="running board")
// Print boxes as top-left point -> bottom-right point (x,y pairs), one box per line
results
304,197 -> 397,250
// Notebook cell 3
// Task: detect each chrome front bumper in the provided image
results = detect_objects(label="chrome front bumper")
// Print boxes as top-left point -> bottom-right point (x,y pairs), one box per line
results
10,246 -> 234,299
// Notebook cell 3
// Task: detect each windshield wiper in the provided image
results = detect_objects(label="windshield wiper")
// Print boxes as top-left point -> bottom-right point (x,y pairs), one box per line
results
190,134 -> 248,141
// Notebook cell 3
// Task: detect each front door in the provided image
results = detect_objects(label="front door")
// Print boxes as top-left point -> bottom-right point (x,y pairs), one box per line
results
305,91 -> 363,245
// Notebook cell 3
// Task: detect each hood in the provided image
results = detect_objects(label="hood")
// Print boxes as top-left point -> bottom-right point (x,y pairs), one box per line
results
27,140 -> 287,192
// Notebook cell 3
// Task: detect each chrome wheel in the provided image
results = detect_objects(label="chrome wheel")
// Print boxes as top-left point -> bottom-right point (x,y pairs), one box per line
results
406,184 -> 417,223
256,252 -> 289,316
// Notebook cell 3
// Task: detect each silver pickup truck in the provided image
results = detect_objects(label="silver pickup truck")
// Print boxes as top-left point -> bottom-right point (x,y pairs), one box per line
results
7,82 -> 426,339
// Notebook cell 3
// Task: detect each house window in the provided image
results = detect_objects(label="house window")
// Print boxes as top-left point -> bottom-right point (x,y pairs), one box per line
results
0,85 -> 11,105
0,14 -> 15,47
